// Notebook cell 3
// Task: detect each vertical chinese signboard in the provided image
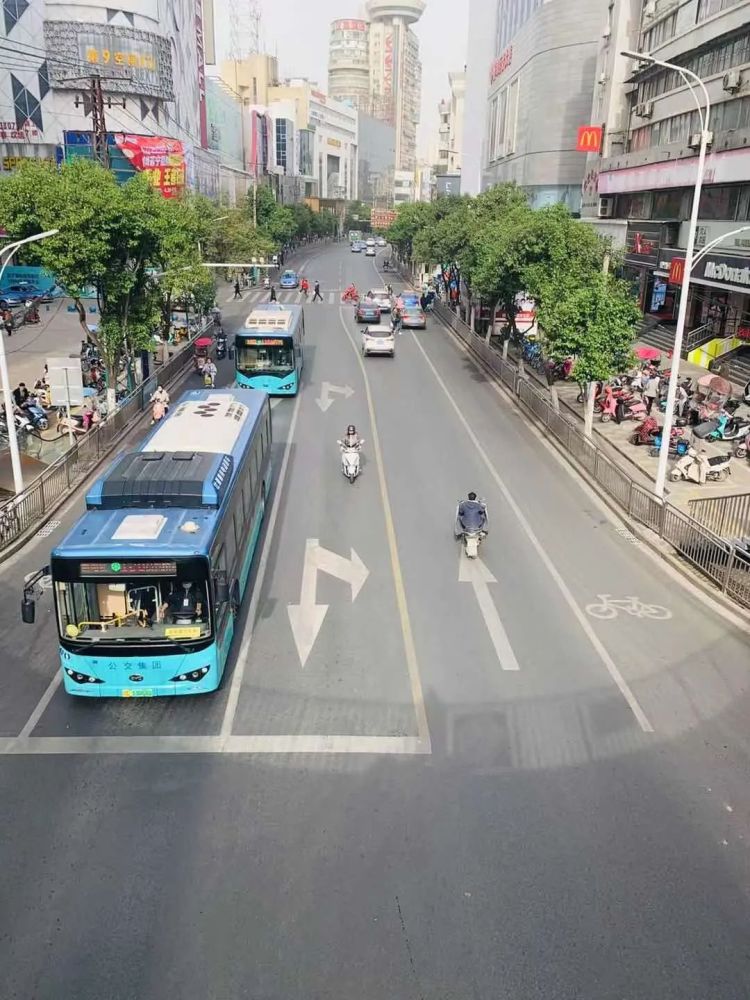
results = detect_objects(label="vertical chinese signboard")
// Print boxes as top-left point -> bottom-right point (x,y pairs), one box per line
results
114,135 -> 186,197
195,0 -> 208,148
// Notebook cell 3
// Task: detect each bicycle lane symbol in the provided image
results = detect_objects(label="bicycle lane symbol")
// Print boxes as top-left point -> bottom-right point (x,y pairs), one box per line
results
585,595 -> 673,621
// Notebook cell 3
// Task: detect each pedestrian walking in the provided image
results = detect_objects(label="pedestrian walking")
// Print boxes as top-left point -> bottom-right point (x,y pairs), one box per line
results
233,279 -> 242,300
391,306 -> 403,335
644,373 -> 660,416
269,286 -> 277,303
312,281 -> 323,302
3,308 -> 13,337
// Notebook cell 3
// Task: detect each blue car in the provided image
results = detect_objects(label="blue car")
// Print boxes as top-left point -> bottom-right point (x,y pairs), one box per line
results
279,269 -> 299,289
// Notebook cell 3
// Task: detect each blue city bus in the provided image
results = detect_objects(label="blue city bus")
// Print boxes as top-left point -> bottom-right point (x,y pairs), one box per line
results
234,303 -> 305,396
35,389 -> 272,698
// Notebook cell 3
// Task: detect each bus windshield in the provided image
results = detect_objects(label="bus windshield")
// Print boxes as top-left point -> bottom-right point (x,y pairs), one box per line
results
52,557 -> 212,644
236,340 -> 294,377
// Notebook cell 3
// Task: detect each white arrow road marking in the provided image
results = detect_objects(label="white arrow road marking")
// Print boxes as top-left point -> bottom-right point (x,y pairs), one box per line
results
459,552 -> 520,671
288,538 -> 370,667
315,381 -> 355,412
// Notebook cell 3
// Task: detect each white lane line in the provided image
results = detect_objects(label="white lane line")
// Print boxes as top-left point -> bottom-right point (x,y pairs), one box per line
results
328,292 -> 335,304
459,553 -> 520,671
220,387 -> 304,740
410,333 -> 654,734
337,308 -> 432,751
4,734 -> 427,755
17,671 -> 62,739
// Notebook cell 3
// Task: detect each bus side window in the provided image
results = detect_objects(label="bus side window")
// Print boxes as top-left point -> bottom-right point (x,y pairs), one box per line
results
223,513 -> 237,575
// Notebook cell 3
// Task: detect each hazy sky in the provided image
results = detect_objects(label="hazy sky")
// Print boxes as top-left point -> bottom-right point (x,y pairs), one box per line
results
214,0 -> 469,159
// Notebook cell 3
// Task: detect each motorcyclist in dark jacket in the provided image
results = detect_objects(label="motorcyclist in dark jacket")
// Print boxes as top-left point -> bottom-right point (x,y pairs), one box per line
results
455,492 -> 488,536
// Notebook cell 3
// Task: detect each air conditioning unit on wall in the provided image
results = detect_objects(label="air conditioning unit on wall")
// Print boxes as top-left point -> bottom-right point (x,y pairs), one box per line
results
634,101 -> 653,118
723,69 -> 742,93
598,196 -> 615,219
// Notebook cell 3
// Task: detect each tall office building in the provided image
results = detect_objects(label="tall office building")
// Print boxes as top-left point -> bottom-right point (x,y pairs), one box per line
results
328,18 -> 372,112
475,0 -> 600,209
327,0 -> 424,172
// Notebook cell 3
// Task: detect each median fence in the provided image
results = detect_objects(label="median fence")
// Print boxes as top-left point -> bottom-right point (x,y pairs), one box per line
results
0,324 -> 210,557
432,299 -> 750,610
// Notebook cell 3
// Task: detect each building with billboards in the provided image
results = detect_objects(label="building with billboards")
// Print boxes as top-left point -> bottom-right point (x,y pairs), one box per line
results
0,0 -> 214,194
581,0 -> 750,341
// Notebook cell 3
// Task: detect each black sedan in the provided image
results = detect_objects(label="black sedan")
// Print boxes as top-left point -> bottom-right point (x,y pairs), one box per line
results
355,299 -> 382,323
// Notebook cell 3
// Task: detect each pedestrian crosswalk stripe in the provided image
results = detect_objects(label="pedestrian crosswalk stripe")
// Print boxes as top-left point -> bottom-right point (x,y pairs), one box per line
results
328,292 -> 335,304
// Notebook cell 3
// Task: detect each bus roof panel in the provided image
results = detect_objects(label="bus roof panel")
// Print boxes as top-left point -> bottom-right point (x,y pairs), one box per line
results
144,393 -> 252,456
53,507 -> 218,559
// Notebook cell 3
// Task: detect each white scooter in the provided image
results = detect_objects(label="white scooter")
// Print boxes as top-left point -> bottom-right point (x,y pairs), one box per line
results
455,500 -> 488,558
670,446 -> 732,484
338,439 -> 364,484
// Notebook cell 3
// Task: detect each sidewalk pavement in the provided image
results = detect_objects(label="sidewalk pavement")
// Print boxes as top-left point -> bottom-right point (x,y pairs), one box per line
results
4,296 -> 88,390
506,339 -> 750,510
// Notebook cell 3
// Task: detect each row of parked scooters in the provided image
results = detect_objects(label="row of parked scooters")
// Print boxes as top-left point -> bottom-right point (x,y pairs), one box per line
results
586,364 -> 750,486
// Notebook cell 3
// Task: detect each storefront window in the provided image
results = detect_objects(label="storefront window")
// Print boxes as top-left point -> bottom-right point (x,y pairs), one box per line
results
617,193 -> 650,219
653,189 -> 685,219
698,185 -> 740,220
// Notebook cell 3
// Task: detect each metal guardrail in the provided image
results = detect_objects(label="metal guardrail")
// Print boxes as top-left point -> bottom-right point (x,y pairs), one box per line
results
688,491 -> 750,538
431,298 -> 750,610
0,324 -> 209,555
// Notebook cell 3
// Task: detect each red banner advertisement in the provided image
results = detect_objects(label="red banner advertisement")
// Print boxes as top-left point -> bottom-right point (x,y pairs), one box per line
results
114,134 -> 186,198
371,209 -> 396,230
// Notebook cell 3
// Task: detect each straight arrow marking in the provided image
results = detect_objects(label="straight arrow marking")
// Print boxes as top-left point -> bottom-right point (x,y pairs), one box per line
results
288,539 -> 370,667
315,382 -> 355,412
459,553 -> 520,672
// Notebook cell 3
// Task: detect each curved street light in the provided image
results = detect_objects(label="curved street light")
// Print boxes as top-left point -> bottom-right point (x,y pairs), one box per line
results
0,229 -> 59,495
621,50 -> 711,498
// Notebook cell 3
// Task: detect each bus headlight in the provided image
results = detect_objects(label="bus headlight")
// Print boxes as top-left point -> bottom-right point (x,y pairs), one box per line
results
65,668 -> 103,685
170,666 -> 211,683
280,383 -> 293,390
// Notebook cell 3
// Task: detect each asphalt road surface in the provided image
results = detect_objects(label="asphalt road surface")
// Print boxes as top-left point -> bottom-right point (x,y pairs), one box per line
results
2,241 -> 750,999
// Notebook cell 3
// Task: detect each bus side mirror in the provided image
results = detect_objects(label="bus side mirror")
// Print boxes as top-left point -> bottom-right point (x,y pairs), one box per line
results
21,598 -> 36,624
215,577 -> 230,604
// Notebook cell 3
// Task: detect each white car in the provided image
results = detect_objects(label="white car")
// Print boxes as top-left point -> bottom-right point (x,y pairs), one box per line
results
365,246 -> 376,256
368,288 -> 393,312
366,237 -> 376,247
362,321 -> 395,357
377,238 -> 387,247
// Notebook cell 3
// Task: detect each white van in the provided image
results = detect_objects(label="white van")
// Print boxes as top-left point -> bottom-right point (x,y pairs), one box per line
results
362,321 -> 395,358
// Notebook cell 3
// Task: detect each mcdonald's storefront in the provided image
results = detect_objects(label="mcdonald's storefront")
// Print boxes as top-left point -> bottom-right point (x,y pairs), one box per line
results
655,247 -> 750,340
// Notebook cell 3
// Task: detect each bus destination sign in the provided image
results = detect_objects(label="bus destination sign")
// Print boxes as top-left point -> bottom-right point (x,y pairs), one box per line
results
79,561 -> 177,577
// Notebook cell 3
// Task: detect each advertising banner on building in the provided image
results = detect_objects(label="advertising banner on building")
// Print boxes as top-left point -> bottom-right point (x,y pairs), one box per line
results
114,135 -> 185,197
44,21 -> 173,99
436,174 -> 461,197
624,222 -> 663,268
195,0 -> 208,148
371,209 -> 396,230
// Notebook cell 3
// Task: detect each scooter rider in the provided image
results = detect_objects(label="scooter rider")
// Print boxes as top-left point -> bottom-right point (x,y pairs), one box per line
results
343,424 -> 360,450
455,492 -> 488,537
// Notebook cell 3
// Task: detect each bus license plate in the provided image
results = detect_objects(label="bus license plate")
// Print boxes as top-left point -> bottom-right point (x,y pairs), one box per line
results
122,689 -> 154,698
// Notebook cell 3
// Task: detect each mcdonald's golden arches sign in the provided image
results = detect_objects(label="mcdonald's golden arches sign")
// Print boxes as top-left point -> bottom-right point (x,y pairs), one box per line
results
576,126 -> 602,153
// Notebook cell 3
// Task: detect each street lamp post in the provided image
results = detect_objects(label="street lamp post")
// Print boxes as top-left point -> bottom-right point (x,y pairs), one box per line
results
622,50 -> 711,499
0,230 -> 59,494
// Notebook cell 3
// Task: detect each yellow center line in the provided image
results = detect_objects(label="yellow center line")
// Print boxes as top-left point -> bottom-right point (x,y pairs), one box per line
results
337,307 -> 432,751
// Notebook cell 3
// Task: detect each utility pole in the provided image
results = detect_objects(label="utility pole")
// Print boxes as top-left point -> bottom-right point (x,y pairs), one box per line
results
90,75 -> 109,168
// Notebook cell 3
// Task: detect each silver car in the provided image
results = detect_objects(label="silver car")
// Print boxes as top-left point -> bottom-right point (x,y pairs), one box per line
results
367,288 -> 393,313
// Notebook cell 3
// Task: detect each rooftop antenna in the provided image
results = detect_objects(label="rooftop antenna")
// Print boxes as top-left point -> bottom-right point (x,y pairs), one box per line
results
228,0 -> 263,59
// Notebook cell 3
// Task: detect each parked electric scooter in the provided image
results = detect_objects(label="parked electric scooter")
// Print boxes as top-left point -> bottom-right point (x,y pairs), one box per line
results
670,447 -> 732,484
